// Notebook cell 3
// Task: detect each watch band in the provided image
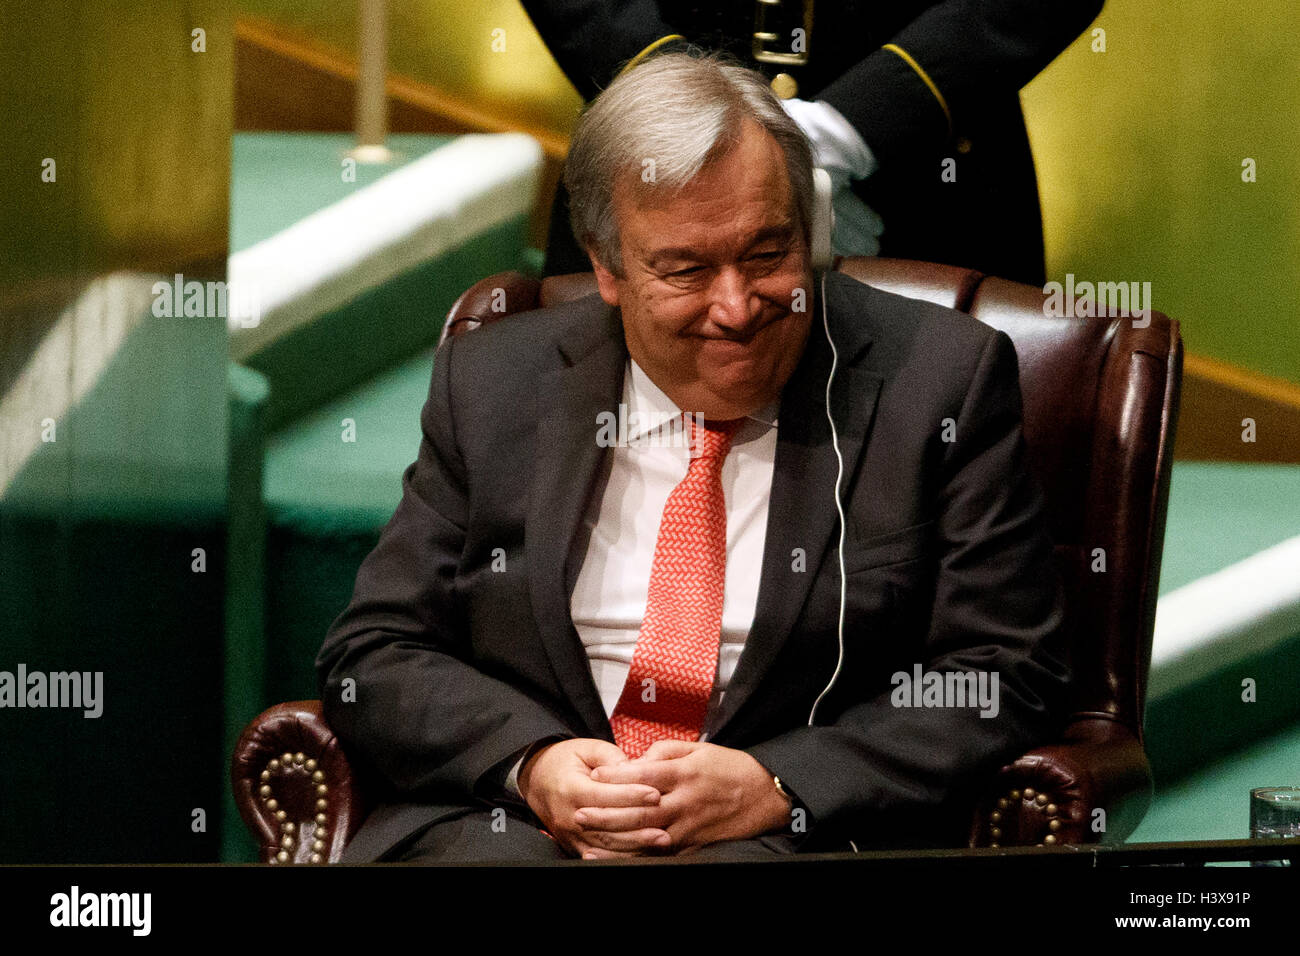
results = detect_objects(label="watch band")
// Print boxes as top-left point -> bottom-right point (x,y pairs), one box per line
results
773,775 -> 794,804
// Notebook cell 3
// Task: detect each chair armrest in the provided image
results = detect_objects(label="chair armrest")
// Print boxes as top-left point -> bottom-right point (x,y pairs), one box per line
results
968,717 -> 1153,847
230,700 -> 367,863
441,270 -> 540,342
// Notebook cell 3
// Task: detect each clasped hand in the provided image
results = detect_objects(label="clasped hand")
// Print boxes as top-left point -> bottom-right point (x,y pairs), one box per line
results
516,738 -> 792,859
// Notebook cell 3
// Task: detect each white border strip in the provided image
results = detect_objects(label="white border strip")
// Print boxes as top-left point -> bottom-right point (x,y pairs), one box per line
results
1149,534 -> 1300,698
228,132 -> 543,359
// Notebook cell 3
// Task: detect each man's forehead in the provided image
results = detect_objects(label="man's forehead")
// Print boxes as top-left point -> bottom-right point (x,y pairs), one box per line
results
614,130 -> 793,237
612,174 -> 797,260
640,220 -> 797,263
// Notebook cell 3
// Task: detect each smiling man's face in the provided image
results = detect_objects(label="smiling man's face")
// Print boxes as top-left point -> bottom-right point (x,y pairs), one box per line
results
589,117 -> 814,419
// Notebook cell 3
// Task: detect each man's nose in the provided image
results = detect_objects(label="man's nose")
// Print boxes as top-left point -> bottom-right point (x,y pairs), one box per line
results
705,265 -> 763,333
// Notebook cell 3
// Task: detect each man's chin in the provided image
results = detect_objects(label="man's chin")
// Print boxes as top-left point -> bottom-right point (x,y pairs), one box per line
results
688,377 -> 773,419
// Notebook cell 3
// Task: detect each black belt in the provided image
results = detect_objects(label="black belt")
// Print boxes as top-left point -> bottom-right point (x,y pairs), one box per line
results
665,0 -> 820,99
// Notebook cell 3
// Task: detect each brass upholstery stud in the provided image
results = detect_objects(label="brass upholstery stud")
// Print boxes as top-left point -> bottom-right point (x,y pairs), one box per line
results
317,784 -> 328,796
312,770 -> 324,783
266,799 -> 278,812
260,770 -> 270,781
282,752 -> 293,764
268,759 -> 280,771
1023,788 -> 1036,800
316,813 -> 327,826
990,810 -> 1002,823
259,784 -> 271,797
997,798 -> 1009,809
275,810 -> 286,821
1046,804 -> 1058,816
1044,834 -> 1058,845
1049,819 -> 1061,832
276,850 -> 289,863
316,799 -> 327,811
305,758 -> 318,772
310,853 -> 323,864
294,752 -> 305,765
1035,793 -> 1049,805
990,827 -> 1001,840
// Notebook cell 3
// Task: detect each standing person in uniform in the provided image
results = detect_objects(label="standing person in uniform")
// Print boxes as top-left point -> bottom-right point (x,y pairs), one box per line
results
521,0 -> 1104,285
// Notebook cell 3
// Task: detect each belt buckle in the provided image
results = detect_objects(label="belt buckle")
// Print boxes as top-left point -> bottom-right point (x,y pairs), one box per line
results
752,0 -> 814,66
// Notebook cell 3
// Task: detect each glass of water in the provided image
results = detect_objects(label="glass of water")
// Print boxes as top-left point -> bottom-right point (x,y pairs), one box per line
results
1250,787 -> 1300,866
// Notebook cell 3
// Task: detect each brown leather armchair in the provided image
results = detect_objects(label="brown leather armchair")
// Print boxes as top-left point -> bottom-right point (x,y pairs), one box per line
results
232,257 -> 1182,862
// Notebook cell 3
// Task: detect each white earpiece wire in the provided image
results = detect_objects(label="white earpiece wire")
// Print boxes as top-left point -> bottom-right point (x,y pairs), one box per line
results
807,268 -> 847,728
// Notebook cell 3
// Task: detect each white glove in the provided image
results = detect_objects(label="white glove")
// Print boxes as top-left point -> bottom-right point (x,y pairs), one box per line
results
779,97 -> 884,257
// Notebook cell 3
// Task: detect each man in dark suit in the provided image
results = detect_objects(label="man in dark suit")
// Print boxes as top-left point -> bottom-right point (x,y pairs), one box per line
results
522,0 -> 1104,285
317,51 -> 1071,863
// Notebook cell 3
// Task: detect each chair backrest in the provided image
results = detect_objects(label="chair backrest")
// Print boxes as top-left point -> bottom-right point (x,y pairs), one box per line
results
442,257 -> 1183,745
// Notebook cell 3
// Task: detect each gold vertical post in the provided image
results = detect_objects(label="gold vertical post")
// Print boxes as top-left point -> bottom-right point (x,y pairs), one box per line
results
351,0 -> 394,163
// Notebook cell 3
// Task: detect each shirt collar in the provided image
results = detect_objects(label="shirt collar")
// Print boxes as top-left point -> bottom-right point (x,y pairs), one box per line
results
625,359 -> 779,443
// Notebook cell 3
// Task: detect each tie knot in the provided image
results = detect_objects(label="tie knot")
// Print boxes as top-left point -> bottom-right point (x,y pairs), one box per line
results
686,413 -> 743,460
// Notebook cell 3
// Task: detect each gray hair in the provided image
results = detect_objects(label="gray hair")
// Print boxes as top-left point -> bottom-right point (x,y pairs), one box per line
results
562,50 -> 815,277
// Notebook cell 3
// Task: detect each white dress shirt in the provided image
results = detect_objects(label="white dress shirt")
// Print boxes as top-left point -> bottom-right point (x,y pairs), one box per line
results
505,358 -> 778,795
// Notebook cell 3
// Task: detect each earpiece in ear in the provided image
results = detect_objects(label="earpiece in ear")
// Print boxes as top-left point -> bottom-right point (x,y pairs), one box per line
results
810,167 -> 835,272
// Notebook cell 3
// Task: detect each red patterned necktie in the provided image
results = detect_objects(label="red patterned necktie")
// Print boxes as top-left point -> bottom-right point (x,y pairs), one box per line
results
610,413 -> 743,759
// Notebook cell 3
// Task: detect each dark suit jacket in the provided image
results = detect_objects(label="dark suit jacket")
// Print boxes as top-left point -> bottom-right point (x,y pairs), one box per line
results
317,269 -> 1072,862
523,0 -> 1104,285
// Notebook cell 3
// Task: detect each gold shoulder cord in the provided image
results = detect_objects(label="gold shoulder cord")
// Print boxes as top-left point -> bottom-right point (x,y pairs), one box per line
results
618,34 -> 687,77
881,42 -> 953,135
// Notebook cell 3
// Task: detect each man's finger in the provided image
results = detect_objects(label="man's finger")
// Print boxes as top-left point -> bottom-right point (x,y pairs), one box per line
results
580,740 -> 632,768
639,739 -> 699,761
574,778 -> 662,808
574,803 -> 673,833
590,759 -> 680,789
576,841 -> 655,860
579,826 -> 672,853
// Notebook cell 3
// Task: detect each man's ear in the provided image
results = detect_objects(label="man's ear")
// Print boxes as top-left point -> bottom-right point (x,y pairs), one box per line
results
588,250 -> 621,307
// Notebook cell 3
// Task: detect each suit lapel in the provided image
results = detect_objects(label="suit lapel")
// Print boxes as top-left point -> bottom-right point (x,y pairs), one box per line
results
708,271 -> 882,737
524,274 -> 882,743
526,297 -> 626,740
